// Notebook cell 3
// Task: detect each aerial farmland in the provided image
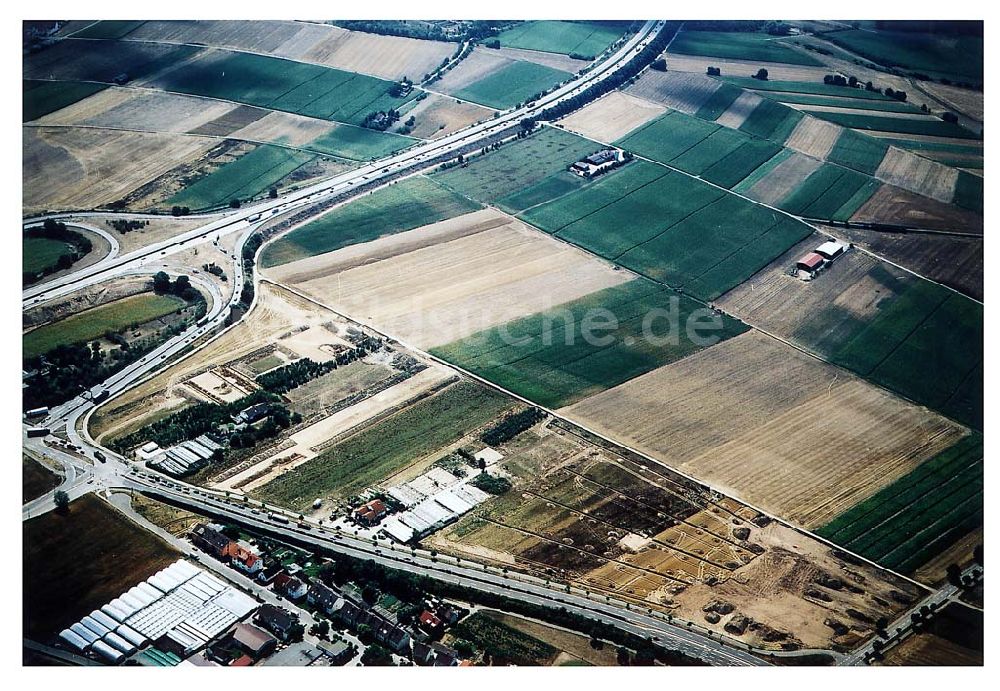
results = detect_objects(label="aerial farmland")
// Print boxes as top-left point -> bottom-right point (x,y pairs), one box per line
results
21,18 -> 984,672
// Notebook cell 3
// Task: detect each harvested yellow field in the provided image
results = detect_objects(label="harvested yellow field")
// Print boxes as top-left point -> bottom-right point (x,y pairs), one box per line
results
715,91 -> 763,129
744,152 -> 823,205
230,110 -> 336,148
563,330 -> 964,529
128,20 -> 455,81
482,46 -> 586,73
401,94 -> 492,139
559,91 -> 666,141
919,82 -> 983,122
799,104 -> 942,120
433,50 -> 511,93
662,53 -> 831,82
267,209 -> 631,348
716,238 -> 892,344
35,87 -> 237,134
23,126 -> 215,214
295,27 -> 454,81
875,146 -> 959,203
784,115 -> 842,159
624,70 -> 721,114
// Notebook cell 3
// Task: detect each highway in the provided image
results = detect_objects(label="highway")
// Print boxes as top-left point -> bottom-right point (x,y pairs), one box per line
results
118,470 -> 767,666
23,20 -> 663,311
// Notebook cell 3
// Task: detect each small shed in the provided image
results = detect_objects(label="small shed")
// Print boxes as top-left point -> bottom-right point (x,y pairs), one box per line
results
796,253 -> 826,273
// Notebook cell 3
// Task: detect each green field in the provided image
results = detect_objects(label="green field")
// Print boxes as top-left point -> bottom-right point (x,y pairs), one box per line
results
807,111 -> 980,140
818,434 -> 983,573
669,30 -> 824,66
168,145 -> 316,210
496,20 -> 626,58
731,148 -> 793,193
154,51 -> 417,126
307,125 -> 414,160
821,29 -> 983,82
431,279 -> 748,409
777,163 -> 881,221
719,77 -> 899,101
826,129 -> 890,175
23,79 -> 107,122
695,83 -> 742,120
433,126 -> 596,205
953,171 -> 983,213
72,20 -> 146,39
779,94 -> 921,113
519,160 -> 812,301
253,381 -> 513,510
831,278 -> 983,429
261,176 -> 481,267
24,40 -> 199,86
451,60 -> 572,109
738,98 -> 803,142
617,110 -> 781,188
23,292 -> 186,360
23,236 -> 75,275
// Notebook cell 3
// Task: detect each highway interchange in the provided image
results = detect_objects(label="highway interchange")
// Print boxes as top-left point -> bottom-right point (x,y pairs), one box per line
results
21,19 -> 978,667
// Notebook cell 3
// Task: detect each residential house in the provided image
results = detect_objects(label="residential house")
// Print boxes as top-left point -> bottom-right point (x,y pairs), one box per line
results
338,601 -> 362,628
255,605 -> 299,641
411,640 -> 436,666
352,499 -> 388,526
431,642 -> 459,666
418,610 -> 443,634
273,573 -> 307,600
190,524 -> 235,560
256,563 -> 284,586
384,626 -> 411,654
307,583 -> 340,615
231,546 -> 263,575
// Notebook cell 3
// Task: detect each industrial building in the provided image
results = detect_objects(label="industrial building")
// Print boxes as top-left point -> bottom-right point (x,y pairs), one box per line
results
380,468 -> 491,543
141,435 -> 222,477
58,559 -> 259,664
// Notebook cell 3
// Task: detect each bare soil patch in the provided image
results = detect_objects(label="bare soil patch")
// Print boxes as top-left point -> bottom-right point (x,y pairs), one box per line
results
849,183 -> 983,233
433,50 -> 511,94
401,95 -> 492,139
